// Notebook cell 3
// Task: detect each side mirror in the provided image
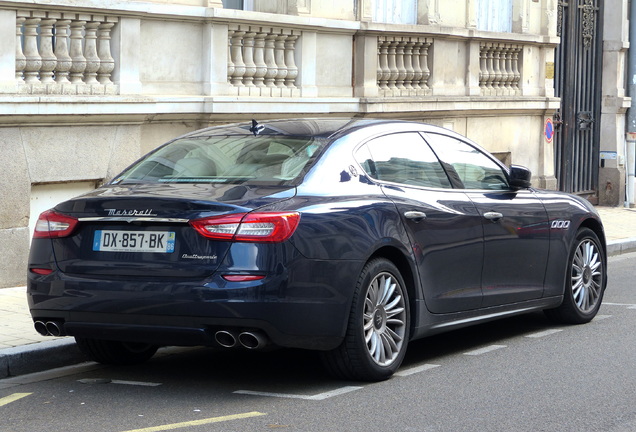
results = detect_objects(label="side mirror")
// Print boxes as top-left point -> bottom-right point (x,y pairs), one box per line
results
509,165 -> 532,190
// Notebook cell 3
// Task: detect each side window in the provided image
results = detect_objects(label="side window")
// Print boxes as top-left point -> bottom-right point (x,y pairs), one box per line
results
423,133 -> 509,190
355,133 -> 452,189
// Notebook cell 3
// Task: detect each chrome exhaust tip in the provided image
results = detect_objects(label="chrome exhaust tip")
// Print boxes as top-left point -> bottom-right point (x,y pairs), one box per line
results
215,330 -> 238,348
238,331 -> 268,350
45,321 -> 66,337
34,321 -> 49,336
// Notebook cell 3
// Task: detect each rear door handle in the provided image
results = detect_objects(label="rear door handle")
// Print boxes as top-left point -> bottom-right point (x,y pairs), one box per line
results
483,211 -> 503,221
404,211 -> 427,222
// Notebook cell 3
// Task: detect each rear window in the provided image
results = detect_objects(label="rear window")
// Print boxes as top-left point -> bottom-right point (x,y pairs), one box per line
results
113,135 -> 324,185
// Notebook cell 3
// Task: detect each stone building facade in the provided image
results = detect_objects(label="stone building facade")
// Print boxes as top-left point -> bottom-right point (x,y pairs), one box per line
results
0,0 -> 629,287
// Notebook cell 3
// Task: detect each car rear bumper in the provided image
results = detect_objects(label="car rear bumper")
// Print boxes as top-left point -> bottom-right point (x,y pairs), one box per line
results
27,260 -> 362,351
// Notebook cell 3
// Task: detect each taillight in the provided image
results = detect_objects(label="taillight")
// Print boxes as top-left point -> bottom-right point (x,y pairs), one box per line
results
190,212 -> 300,243
33,210 -> 79,239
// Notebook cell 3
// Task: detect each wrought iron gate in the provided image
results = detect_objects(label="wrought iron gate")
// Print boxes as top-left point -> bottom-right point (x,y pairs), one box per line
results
554,0 -> 603,199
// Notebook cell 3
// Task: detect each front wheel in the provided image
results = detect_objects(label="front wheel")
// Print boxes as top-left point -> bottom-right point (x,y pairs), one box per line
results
545,227 -> 606,324
321,258 -> 410,381
75,337 -> 158,365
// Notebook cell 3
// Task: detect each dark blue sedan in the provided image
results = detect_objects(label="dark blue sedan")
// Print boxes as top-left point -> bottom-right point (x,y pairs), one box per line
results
27,118 -> 607,381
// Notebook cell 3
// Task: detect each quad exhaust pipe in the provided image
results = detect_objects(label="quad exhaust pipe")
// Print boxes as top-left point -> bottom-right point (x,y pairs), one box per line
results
214,330 -> 269,350
34,320 -> 66,337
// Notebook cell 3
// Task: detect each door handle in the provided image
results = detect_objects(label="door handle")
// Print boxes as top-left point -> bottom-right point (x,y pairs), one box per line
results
404,211 -> 427,222
483,211 -> 503,221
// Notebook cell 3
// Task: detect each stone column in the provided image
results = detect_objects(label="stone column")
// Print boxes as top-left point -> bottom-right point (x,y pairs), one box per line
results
54,19 -> 72,85
84,20 -> 101,85
97,20 -> 116,85
263,32 -> 278,88
14,15 -> 25,84
252,30 -> 268,88
39,18 -> 57,84
284,34 -> 299,88
23,16 -> 42,84
273,33 -> 288,88
69,19 -> 87,84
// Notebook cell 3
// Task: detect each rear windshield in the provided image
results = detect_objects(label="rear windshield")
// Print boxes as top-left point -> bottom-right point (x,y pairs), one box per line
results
112,135 -> 325,185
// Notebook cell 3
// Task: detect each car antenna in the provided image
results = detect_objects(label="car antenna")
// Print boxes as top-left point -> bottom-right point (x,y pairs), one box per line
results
249,119 -> 264,136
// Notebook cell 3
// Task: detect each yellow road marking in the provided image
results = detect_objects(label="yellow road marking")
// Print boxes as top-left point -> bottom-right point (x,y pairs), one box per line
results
120,411 -> 266,432
0,393 -> 32,407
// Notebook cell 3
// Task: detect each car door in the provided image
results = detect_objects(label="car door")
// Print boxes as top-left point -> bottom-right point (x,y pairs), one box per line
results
355,132 -> 485,314
422,132 -> 551,306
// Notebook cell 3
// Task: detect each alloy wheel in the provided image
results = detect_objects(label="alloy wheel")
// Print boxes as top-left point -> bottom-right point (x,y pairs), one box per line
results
363,271 -> 407,366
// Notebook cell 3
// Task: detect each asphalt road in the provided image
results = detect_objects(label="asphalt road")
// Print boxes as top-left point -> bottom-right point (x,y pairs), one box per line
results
1,252 -> 635,432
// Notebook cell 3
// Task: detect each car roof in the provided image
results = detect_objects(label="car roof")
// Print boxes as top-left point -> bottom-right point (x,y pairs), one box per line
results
177,118 -> 441,141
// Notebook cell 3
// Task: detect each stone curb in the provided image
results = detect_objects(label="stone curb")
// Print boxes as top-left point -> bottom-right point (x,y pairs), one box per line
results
607,237 -> 636,257
0,338 -> 86,379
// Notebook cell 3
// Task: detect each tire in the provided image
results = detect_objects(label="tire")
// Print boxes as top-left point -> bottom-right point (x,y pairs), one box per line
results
75,337 -> 158,365
545,227 -> 607,324
321,258 -> 410,381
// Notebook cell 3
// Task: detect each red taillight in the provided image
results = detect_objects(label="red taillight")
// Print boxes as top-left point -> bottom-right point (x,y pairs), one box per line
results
30,268 -> 53,275
222,274 -> 266,282
33,210 -> 79,239
190,212 -> 300,243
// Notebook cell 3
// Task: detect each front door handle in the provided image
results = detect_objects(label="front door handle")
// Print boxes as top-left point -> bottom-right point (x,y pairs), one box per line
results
483,211 -> 504,221
404,211 -> 427,222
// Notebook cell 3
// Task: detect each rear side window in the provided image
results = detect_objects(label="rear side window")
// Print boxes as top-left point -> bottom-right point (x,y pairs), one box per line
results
113,136 -> 324,185
355,132 -> 452,189
422,133 -> 509,190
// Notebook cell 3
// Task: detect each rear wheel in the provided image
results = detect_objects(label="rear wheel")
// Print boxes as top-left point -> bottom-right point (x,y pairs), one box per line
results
545,227 -> 606,324
75,337 -> 158,365
321,258 -> 410,381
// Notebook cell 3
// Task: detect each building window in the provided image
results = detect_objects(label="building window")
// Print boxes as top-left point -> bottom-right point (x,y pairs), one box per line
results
373,0 -> 417,25
476,0 -> 512,32
222,0 -> 254,10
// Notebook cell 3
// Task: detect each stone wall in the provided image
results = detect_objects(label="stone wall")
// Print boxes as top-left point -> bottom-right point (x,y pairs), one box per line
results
0,0 -> 564,287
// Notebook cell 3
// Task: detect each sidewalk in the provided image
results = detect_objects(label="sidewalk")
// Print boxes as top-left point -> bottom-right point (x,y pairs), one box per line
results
1,206 -> 636,379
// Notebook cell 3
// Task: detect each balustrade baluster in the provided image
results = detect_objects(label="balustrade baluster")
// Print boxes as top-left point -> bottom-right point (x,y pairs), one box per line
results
403,40 -> 415,90
69,20 -> 87,84
39,18 -> 57,84
395,40 -> 407,90
377,38 -> 390,91
284,34 -> 298,88
15,17 -> 26,82
492,45 -> 502,91
242,31 -> 257,87
503,45 -> 513,92
227,29 -> 235,83
253,31 -> 267,88
23,17 -> 42,84
485,44 -> 495,91
97,21 -> 116,85
273,33 -> 288,88
83,21 -> 101,84
54,19 -> 72,84
263,32 -> 278,88
479,44 -> 488,90
411,40 -> 423,90
230,30 -> 246,87
512,47 -> 521,90
387,39 -> 399,91
420,40 -> 431,90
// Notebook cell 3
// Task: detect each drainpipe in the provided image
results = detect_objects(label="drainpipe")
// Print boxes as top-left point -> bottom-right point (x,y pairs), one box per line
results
626,0 -> 636,207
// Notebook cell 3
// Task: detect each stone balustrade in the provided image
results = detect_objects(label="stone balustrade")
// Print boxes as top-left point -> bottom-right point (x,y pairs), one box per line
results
15,10 -> 118,95
479,42 -> 521,96
227,25 -> 300,97
377,36 -> 432,97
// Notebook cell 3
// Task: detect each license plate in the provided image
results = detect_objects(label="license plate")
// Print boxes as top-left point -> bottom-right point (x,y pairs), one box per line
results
93,230 -> 175,253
